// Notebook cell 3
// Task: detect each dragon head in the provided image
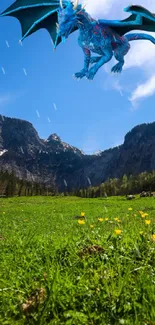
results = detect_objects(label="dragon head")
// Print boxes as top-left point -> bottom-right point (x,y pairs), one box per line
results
57,0 -> 82,41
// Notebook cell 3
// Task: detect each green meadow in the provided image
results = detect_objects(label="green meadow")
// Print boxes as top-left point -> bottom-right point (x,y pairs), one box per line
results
0,196 -> 155,325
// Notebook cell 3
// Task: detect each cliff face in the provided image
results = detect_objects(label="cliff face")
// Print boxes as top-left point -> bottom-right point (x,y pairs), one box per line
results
1,115 -> 155,191
109,123 -> 155,178
0,115 -> 86,189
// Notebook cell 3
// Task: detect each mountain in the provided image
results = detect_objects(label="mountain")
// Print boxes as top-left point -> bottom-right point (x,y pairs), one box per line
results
1,114 -> 155,191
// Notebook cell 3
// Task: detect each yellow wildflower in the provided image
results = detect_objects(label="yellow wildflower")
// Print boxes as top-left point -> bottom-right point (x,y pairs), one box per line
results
152,234 -> 155,242
90,225 -> 94,228
114,218 -> 121,222
105,218 -> 109,221
128,208 -> 133,211
139,211 -> 144,215
78,220 -> 85,225
98,218 -> 104,222
141,213 -> 149,218
115,229 -> 122,235
145,220 -> 151,225
81,212 -> 85,217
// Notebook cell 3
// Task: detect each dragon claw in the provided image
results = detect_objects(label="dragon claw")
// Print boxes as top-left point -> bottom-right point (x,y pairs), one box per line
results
111,63 -> 123,74
86,68 -> 96,80
74,69 -> 87,79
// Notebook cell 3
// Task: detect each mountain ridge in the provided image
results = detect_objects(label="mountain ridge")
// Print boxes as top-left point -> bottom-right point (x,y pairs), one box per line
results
1,114 -> 155,191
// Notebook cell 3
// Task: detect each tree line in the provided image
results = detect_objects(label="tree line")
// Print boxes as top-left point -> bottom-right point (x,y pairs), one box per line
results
1,169 -> 155,198
0,170 -> 56,197
69,171 -> 155,198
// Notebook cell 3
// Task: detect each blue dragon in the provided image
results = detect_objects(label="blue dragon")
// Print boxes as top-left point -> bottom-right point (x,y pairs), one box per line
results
1,0 -> 155,80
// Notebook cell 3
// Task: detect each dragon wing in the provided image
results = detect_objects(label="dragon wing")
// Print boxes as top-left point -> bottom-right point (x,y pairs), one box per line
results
0,0 -> 78,47
99,5 -> 155,36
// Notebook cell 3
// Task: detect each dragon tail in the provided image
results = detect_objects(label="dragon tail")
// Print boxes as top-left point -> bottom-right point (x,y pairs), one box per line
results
126,33 -> 155,44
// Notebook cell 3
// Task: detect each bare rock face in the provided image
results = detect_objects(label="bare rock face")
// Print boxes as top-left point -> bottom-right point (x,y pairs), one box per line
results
0,115 -> 86,190
1,115 -> 155,191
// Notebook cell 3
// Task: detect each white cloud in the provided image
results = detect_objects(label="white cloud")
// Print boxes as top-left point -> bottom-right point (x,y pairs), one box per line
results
83,0 -> 155,19
124,38 -> 155,71
82,0 -> 113,18
129,74 -> 155,106
112,80 -> 123,96
103,75 -> 125,96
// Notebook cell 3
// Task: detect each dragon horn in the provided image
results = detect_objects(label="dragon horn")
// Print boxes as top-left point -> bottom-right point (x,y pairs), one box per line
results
82,2 -> 87,9
60,0 -> 63,8
73,0 -> 79,10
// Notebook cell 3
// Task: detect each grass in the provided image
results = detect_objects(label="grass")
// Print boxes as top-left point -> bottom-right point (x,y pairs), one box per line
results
0,195 -> 155,325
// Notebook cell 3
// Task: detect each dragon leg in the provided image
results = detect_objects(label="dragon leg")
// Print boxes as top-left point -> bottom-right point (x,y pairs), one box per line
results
74,48 -> 91,80
90,56 -> 102,64
111,40 -> 130,73
86,48 -> 113,80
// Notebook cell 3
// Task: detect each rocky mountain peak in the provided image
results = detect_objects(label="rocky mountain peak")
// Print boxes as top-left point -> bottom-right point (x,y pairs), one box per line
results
124,122 -> 155,149
47,133 -> 61,142
0,114 -> 43,154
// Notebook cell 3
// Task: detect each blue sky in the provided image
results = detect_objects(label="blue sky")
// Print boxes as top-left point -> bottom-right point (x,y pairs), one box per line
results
0,0 -> 155,154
